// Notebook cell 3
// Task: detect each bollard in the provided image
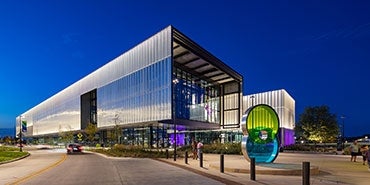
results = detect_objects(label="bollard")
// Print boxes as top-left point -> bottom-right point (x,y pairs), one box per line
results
200,152 -> 203,167
220,154 -> 224,173
174,149 -> 177,161
185,151 -> 188,164
166,149 -> 169,159
250,157 -> 256,181
302,162 -> 310,185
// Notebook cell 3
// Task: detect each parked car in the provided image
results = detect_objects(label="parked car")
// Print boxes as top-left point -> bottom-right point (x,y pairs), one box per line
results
66,143 -> 83,154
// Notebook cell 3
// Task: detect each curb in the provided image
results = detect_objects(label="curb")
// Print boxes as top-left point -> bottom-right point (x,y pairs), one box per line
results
154,158 -> 244,185
0,152 -> 30,165
8,153 -> 67,185
208,163 -> 320,176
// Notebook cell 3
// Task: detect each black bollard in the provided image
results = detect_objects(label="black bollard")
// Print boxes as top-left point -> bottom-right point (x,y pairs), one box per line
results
166,149 -> 169,159
200,152 -> 203,167
250,157 -> 256,181
185,151 -> 188,164
302,162 -> 310,185
220,154 -> 224,173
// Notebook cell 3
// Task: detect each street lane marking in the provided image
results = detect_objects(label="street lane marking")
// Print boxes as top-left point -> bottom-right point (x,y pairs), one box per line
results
7,153 -> 67,185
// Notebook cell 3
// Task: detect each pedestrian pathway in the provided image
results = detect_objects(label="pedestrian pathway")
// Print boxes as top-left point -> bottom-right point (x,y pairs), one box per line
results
3,147 -> 369,185
156,152 -> 369,185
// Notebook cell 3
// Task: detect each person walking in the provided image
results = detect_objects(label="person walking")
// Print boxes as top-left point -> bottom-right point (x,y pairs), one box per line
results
350,140 -> 360,162
365,146 -> 370,172
197,140 -> 203,160
360,145 -> 369,165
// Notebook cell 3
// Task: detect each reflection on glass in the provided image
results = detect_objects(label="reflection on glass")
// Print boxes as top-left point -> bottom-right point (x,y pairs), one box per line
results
97,58 -> 172,127
173,69 -> 220,124
20,27 -> 172,136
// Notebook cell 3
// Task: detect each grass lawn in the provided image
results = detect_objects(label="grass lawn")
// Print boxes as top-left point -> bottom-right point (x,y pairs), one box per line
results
0,146 -> 29,162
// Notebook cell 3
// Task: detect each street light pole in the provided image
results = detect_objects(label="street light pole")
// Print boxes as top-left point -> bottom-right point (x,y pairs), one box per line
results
250,95 -> 255,128
250,95 -> 255,107
173,78 -> 179,161
19,115 -> 23,152
174,117 -> 177,161
341,115 -> 345,149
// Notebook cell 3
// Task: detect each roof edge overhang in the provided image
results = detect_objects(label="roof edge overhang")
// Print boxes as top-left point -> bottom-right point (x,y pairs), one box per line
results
171,26 -> 243,84
160,118 -> 220,130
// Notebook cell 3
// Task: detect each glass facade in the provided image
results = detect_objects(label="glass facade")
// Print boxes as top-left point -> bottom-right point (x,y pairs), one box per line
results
16,25 -> 243,148
98,57 -> 172,127
18,26 -> 172,136
173,68 -> 220,124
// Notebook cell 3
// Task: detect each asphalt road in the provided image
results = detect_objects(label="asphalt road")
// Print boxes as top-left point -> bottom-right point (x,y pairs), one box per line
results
0,149 -> 64,185
8,150 -> 224,185
3,148 -> 369,185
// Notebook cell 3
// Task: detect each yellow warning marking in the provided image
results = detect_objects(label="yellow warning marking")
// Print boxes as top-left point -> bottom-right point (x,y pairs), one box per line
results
7,153 -> 67,185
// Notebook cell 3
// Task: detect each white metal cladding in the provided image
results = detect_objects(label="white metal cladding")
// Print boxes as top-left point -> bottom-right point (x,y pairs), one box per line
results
97,58 -> 172,127
19,26 -> 172,136
222,93 -> 243,127
243,89 -> 295,130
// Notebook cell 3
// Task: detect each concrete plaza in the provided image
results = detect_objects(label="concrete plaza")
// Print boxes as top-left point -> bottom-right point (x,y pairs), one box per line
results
2,147 -> 369,185
157,152 -> 370,185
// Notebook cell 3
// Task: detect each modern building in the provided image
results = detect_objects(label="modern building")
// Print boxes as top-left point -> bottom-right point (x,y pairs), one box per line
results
243,89 -> 295,146
16,25 -> 243,147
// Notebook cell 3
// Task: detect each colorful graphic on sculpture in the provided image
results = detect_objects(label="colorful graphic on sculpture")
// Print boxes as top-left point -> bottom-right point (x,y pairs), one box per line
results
241,104 -> 280,163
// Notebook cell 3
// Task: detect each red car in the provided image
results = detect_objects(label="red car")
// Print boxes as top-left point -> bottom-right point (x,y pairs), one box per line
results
66,143 -> 83,154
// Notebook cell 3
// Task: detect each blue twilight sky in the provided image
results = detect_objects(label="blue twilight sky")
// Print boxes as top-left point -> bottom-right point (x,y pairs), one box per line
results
0,1 -> 369,137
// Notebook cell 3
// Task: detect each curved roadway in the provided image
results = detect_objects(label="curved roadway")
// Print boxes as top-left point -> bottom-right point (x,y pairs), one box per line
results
2,149 -> 224,185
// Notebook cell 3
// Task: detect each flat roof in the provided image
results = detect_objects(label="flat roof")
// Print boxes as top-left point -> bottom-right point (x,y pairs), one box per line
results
172,26 -> 243,86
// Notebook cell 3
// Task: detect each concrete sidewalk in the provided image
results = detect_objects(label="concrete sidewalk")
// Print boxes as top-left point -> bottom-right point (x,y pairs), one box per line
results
156,152 -> 369,185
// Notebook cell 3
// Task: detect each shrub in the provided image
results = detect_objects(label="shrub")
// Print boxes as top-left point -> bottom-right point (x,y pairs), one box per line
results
92,144 -> 168,158
0,146 -> 28,162
0,146 -> 19,152
92,143 -> 244,158
203,142 -> 242,155
283,144 -> 312,151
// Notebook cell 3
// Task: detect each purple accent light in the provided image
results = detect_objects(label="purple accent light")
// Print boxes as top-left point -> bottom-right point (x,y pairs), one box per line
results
169,133 -> 185,146
282,128 -> 295,146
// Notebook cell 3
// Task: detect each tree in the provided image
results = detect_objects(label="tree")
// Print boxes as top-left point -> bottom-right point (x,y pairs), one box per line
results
85,123 -> 98,143
295,105 -> 339,143
58,124 -> 74,143
4,136 -> 12,144
107,114 -> 122,144
59,131 -> 75,144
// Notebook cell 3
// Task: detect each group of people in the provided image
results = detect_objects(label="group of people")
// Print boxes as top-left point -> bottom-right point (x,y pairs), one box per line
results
191,139 -> 203,160
349,140 -> 370,171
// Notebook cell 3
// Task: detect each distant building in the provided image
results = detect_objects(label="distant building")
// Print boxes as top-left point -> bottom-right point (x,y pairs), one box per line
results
243,89 -> 295,146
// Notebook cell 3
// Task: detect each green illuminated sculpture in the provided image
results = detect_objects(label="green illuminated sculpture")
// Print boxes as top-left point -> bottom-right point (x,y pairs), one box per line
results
241,104 -> 280,163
